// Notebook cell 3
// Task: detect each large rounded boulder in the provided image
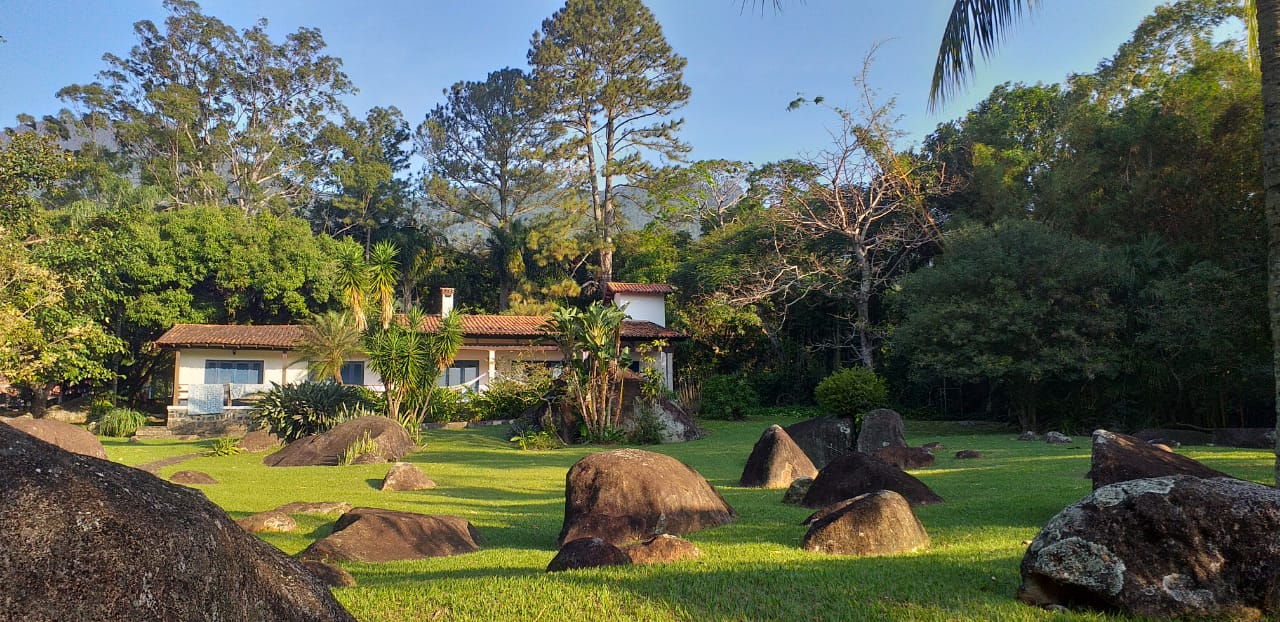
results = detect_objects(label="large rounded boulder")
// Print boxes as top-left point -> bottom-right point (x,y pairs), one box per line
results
783,416 -> 854,469
801,490 -> 930,557
1018,476 -> 1280,619
855,408 -> 906,454
801,451 -> 944,508
1088,429 -> 1230,490
299,507 -> 483,563
1,416 -> 107,459
558,448 -> 736,546
740,425 -> 818,488
0,422 -> 353,621
264,416 -> 414,467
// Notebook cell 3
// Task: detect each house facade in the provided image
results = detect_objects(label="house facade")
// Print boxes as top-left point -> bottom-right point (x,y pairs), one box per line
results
152,284 -> 682,422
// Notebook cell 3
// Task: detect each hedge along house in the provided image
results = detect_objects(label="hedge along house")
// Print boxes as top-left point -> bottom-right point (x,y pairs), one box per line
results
152,283 -> 683,428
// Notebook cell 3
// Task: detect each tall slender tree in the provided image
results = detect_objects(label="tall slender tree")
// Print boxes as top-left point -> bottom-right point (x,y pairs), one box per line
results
419,68 -> 564,311
528,0 -> 691,292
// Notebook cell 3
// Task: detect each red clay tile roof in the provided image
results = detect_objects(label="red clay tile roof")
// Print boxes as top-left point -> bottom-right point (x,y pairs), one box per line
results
153,324 -> 305,349
605,282 -> 674,295
154,316 -> 685,349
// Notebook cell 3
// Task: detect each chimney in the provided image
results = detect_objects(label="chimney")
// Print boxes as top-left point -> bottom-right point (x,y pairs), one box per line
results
440,287 -> 455,315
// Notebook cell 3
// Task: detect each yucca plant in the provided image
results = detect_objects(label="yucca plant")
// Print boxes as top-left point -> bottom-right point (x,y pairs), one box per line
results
250,381 -> 375,442
98,407 -> 148,438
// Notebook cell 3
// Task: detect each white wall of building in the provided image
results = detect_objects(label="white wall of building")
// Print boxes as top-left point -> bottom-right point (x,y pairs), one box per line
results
613,293 -> 667,327
175,348 -> 382,388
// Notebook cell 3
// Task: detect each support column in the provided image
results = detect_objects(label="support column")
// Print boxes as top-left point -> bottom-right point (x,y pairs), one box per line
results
172,350 -> 181,406
487,350 -> 497,390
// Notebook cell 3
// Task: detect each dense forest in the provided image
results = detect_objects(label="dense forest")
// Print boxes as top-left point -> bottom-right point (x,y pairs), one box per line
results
0,0 -> 1266,432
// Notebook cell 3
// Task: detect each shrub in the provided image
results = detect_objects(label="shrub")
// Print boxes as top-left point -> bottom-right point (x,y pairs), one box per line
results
98,407 -> 148,437
250,381 -> 375,442
465,378 -> 547,421
88,395 -> 119,421
627,406 -> 665,445
205,437 -> 242,457
699,374 -> 759,420
814,367 -> 888,420
339,431 -> 379,465
510,429 -> 561,450
425,387 -> 466,423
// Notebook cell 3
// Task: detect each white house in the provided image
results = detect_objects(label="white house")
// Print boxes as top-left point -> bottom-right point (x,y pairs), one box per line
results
152,283 -> 683,423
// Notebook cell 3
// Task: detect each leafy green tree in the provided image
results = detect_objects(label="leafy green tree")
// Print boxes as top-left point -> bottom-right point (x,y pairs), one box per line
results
529,0 -> 691,290
58,0 -> 353,213
649,159 -> 753,234
313,106 -> 412,250
894,220 -> 1125,431
420,68 -> 565,311
297,311 -> 364,384
0,132 -> 68,231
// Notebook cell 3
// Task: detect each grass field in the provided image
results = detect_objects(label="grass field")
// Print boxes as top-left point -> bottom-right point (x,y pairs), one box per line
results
103,414 -> 1275,622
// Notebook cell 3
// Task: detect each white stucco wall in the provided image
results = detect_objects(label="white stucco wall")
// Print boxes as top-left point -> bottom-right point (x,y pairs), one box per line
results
613,293 -> 667,327
175,348 -> 383,388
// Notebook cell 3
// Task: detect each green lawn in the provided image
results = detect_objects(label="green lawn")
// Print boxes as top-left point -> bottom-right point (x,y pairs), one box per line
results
104,416 -> 1275,622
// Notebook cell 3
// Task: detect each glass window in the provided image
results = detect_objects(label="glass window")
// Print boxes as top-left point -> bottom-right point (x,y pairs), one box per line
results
204,360 -> 264,384
340,361 -> 365,385
439,360 -> 480,390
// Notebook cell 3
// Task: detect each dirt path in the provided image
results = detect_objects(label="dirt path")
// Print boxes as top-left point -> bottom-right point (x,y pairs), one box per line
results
136,453 -> 202,473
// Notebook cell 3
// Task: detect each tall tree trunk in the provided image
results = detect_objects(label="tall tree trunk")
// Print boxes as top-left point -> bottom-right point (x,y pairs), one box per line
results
856,251 -> 874,370
1261,0 -> 1280,486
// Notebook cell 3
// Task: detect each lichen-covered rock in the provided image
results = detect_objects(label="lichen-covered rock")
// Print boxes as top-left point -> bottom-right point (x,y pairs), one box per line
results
955,450 -> 983,459
1018,476 -> 1280,619
622,534 -> 702,565
557,449 -> 736,546
1087,429 -> 1229,490
784,416 -> 854,469
872,446 -> 936,470
0,422 -> 354,622
237,510 -> 296,534
855,409 -> 906,454
1045,431 -> 1072,444
546,537 -> 631,572
801,490 -> 930,557
381,462 -> 436,491
782,477 -> 814,505
740,425 -> 817,488
299,560 -> 356,588
299,507 -> 482,563
801,452 -> 944,508
1017,431 -> 1038,442
1,416 -> 107,459
264,416 -> 414,467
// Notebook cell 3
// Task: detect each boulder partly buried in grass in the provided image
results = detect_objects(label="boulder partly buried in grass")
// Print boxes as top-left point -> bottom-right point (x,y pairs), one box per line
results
558,448 -> 736,546
264,416 -> 414,467
0,422 -> 354,622
740,425 -> 817,488
872,446 -> 935,470
1018,476 -> 1280,619
801,490 -> 929,557
801,452 -> 943,508
274,501 -> 353,516
623,534 -> 703,565
547,538 -> 632,572
300,560 -> 357,588
1087,429 -> 1229,490
381,462 -> 436,491
1,416 -> 107,459
170,470 -> 218,485
237,510 -> 297,534
299,507 -> 483,563
782,477 -> 814,505
237,429 -> 283,453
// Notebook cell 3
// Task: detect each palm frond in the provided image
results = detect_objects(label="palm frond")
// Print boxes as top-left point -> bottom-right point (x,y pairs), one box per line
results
929,0 -> 1039,111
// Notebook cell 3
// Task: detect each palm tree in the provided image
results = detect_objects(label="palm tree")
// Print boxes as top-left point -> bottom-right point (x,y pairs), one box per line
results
368,240 -> 400,330
929,0 -> 1280,483
297,311 -> 364,384
334,243 -> 370,332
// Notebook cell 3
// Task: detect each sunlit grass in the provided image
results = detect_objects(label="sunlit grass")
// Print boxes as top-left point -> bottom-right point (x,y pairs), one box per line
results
105,416 -> 1274,621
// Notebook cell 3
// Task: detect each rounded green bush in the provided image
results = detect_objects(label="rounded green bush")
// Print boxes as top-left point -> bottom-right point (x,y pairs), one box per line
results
700,374 -> 759,420
814,367 -> 887,419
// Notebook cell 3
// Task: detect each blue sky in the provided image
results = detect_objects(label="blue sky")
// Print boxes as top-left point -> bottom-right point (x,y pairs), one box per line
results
1,0 -> 1169,166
